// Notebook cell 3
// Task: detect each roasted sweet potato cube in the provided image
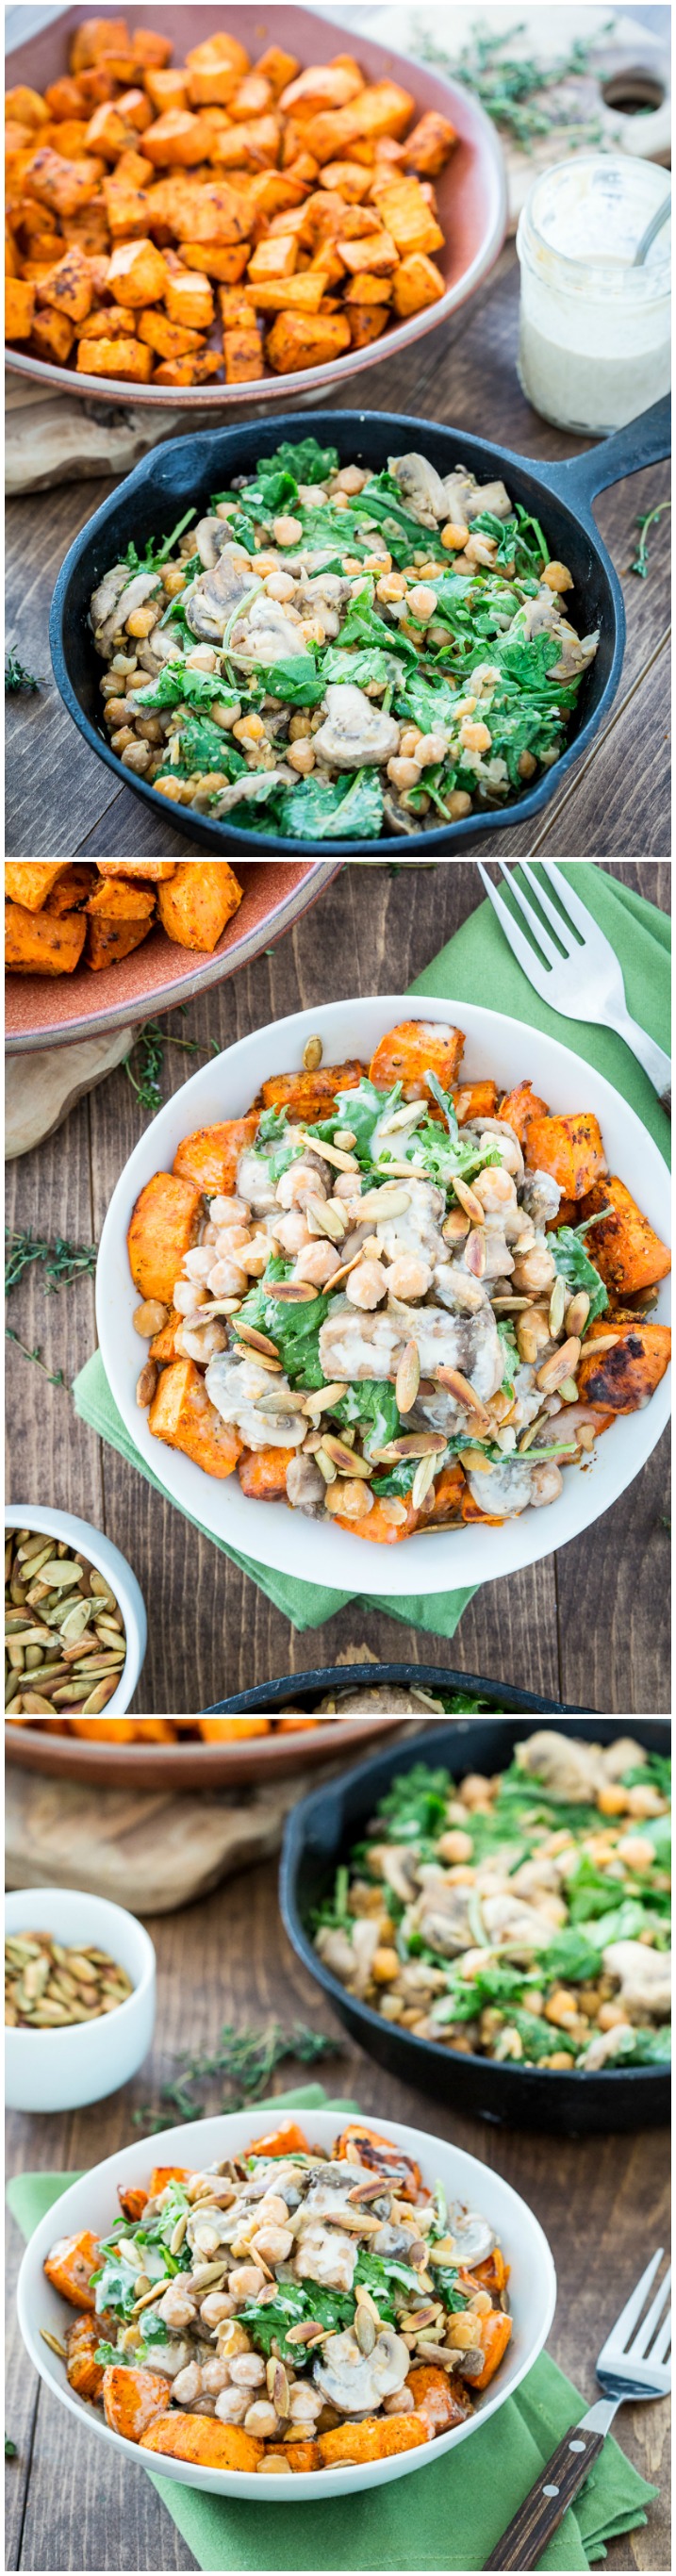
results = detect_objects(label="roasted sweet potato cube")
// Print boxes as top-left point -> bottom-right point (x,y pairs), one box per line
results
369,1018 -> 465,1097
173,1115 -> 259,1197
239,1446 -> 298,1500
44,2229 -> 100,2307
102,176 -> 150,238
65,2315 -> 106,2403
265,2439 -> 320,2472
70,19 -> 129,74
186,34 -> 250,77
6,84 -> 50,129
148,1358 -> 242,1479
149,1306 -> 182,1362
84,100 -> 132,157
337,228 -> 398,275
343,270 -> 392,303
140,2415 -> 263,2470
265,308 -> 351,369
427,1462 -> 465,1524
223,322 -> 262,381
25,147 -> 101,219
37,245 -> 92,322
43,866 -> 93,913
87,879 -> 156,920
157,859 -> 242,951
319,2414 -> 428,2465
391,253 -> 445,316
77,304 -> 140,340
5,232 -> 19,277
403,110 -> 457,174
407,2365 -> 472,2432
143,69 -> 189,114
163,266 -> 213,327
245,271 -> 326,314
453,1079 -> 499,1125
352,81 -> 416,139
524,1111 -> 607,1199
41,118 -> 90,159
260,1063 -> 365,1121
498,1081 -> 549,1144
114,145 -> 153,185
181,239 -> 250,280
143,108 -> 215,168
86,912 -> 155,968
76,335 -> 153,380
61,200 -> 110,255
348,305 -> 388,346
123,30 -> 173,72
43,78 -> 84,121
107,235 -> 167,305
30,305 -> 75,363
576,1176 -> 671,1298
117,2182 -> 149,2221
5,275 -> 35,337
96,861 -> 176,880
301,107 -> 364,164
150,358 -> 195,384
255,46 -> 301,97
281,64 -> 364,118
168,177 -> 250,246
127,1172 -> 203,1302
320,157 -> 371,201
74,65 -> 117,108
371,173 -> 443,256
186,63 -> 241,109
469,2310 -> 513,2389
247,233 -> 298,280
137,307 -> 204,357
577,1314 -> 671,1413
5,863 -> 71,911
116,87 -> 153,133
103,2367 -> 171,2443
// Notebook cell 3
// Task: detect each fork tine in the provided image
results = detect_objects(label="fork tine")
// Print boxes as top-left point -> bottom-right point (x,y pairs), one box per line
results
630,2266 -> 671,2359
475,863 -> 551,988
651,2312 -> 672,2367
519,862 -> 579,956
601,2248 -> 665,2356
539,858 -> 613,948
495,861 -> 560,967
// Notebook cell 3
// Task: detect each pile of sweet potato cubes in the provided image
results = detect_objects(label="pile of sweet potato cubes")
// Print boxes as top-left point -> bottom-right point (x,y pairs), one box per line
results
5,20 -> 457,388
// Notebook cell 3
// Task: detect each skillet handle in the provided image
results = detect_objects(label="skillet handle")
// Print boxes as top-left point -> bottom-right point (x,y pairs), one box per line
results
536,395 -> 671,511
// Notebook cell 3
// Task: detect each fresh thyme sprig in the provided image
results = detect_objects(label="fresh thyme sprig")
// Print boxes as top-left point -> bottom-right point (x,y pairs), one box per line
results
630,501 -> 671,579
5,1229 -> 98,1295
5,652 -> 42,694
5,1329 -> 66,1387
133,2020 -> 341,2132
124,1015 -> 222,1113
417,16 -> 613,152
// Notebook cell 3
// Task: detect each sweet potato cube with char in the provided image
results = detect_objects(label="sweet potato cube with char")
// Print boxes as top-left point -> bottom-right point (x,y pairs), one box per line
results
128,1172 -> 203,1303
40,119 -> 90,159
30,305 -> 75,363
209,115 -> 281,172
44,2229 -> 100,2308
150,1307 -> 181,1362
84,100 -> 133,158
266,308 -> 351,370
5,863 -> 71,911
65,2315 -> 106,2403
86,912 -> 156,968
163,267 -> 214,328
223,323 -> 263,381
116,88 -> 154,134
107,235 -> 167,305
348,305 -> 388,346
498,1081 -> 549,1145
25,147 -> 101,219
255,47 -> 301,97
404,111 -> 458,174
5,276 -> 35,337
338,230 -> 398,276
157,859 -> 241,949
469,2310 -> 512,2388
407,2366 -> 472,2432
352,81 -> 416,140
453,1079 -> 500,1124
319,2414 -> 428,2466
143,109 -> 217,168
239,1446 -> 298,1501
76,336 -> 153,381
148,1359 -> 242,1480
137,308 -> 205,358
43,866 -> 93,913
260,1062 -> 365,1122
245,271 -> 327,315
173,1115 -> 259,1197
103,2367 -> 171,2443
371,173 -> 444,256
36,245 -> 92,322
60,200 -> 110,255
247,232 -> 298,279
101,178 -> 149,238
43,77 -> 84,121
69,19 -> 129,74
301,107 -> 364,165
577,1313 -> 671,1413
575,1176 -> 671,1298
96,861 -> 176,881
391,253 -> 445,316
140,2415 -> 263,2470
182,240 -> 250,280
170,179 -> 250,246
87,879 -> 156,921
369,1018 -> 465,1098
524,1110 -> 607,1199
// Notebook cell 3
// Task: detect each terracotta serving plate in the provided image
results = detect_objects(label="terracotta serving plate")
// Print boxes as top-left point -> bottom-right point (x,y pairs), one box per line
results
4,1713 -> 403,1789
5,3 -> 506,410
4,859 -> 340,1052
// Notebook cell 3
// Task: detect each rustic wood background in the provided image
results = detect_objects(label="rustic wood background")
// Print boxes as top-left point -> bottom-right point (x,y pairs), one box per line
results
5,859 -> 670,1714
5,240 -> 671,860
5,1853 -> 670,2570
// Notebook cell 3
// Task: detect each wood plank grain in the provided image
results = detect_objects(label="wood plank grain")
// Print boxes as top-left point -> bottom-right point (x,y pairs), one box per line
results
535,639 -> 670,859
7,1858 -> 670,2569
5,1097 -> 103,1527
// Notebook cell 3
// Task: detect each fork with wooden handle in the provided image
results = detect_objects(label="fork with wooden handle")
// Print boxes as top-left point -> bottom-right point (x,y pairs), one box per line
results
476,859 -> 671,1116
484,2247 -> 671,2569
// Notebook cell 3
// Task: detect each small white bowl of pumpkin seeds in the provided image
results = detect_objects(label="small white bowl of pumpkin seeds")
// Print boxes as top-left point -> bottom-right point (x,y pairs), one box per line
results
5,1507 -> 146,1719
5,1888 -> 156,2111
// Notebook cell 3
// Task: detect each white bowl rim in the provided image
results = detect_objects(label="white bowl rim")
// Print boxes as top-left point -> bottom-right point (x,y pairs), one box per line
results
95,991 -> 670,1598
4,1505 -> 146,1710
16,2105 -> 556,2501
5,1887 -> 156,2044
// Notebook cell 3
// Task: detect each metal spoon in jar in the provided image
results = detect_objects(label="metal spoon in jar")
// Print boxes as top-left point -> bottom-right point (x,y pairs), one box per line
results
634,193 -> 670,265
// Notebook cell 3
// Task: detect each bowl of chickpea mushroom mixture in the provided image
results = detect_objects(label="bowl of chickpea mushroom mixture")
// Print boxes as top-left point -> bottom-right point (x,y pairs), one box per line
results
282,1719 -> 671,2133
18,2108 -> 555,2498
52,399 -> 667,853
97,997 -> 671,1595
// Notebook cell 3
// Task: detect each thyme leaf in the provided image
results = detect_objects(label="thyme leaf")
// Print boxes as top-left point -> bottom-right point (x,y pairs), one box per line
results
417,17 -> 613,152
630,501 -> 670,579
5,652 -> 42,694
132,2019 -> 341,2132
5,1328 -> 66,1386
5,1229 -> 98,1295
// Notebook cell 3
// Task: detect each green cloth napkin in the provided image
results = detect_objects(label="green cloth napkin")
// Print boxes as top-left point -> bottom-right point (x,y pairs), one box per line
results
73,863 -> 670,1639
8,2081 -> 657,2573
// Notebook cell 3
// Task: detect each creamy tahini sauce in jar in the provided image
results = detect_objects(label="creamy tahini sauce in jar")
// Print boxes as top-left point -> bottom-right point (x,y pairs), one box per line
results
517,156 -> 671,434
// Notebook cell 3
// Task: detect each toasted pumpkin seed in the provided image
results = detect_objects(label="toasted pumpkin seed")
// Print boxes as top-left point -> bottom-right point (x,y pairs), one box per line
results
303,1034 -> 323,1071
395,1340 -> 420,1413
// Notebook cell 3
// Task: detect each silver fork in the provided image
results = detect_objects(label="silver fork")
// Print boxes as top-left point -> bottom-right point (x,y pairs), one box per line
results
476,859 -> 671,1115
485,2247 -> 671,2570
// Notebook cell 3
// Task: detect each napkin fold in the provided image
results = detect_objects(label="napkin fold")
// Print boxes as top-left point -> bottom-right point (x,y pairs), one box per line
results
73,863 -> 670,1638
8,2081 -> 658,2573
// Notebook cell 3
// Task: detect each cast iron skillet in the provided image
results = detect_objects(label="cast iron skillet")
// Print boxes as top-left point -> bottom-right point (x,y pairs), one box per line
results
211,1663 -> 590,1714
280,1716 -> 670,2134
50,398 -> 670,858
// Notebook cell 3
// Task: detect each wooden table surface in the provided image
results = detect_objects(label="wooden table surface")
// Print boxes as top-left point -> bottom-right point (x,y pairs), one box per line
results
5,858 -> 670,1715
5,242 -> 671,860
5,1836 -> 670,2571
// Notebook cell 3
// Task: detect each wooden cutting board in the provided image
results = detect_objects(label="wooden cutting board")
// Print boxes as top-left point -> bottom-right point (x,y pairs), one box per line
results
5,1760 -> 326,1915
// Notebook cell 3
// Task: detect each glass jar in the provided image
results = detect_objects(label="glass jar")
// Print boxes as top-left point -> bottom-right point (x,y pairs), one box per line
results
517,156 -> 670,435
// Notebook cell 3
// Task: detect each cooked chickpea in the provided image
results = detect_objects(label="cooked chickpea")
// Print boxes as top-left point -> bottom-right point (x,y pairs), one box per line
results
215,2387 -> 250,2424
413,730 -> 449,767
473,1166 -> 518,1214
399,726 -> 422,757
243,2401 -> 280,2438
238,1230 -> 277,1277
376,571 -> 407,603
107,719 -> 135,748
228,2353 -> 266,2387
511,1245 -> 556,1293
120,740 -> 150,770
346,1258 -> 388,1309
465,534 -> 498,567
183,1247 -> 215,1281
406,584 -> 437,621
294,1241 -> 341,1285
441,521 -> 470,548
209,699 -> 241,729
387,1254 -> 432,1298
289,710 -> 312,739
459,717 -> 492,751
185,645 -> 217,670
206,1259 -> 248,1296
125,603 -> 157,638
263,570 -> 296,601
133,1297 -> 168,1338
529,1462 -> 564,1506
276,1162 -> 327,1211
233,713 -> 266,743
445,789 -> 472,818
274,1210 -> 312,1254
272,514 -> 303,546
387,755 -> 420,791
335,463 -> 368,492
288,738 -> 316,774
519,749 -> 537,778
209,1196 -> 250,1229
227,2267 -> 267,2301
542,561 -> 574,592
325,1478 -> 374,1518
364,550 -> 391,572
162,565 -> 187,596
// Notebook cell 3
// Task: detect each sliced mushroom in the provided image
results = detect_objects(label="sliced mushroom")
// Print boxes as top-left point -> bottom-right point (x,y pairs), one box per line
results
136,619 -> 187,676
515,1730 -> 606,1802
519,1170 -> 562,1228
313,683 -> 400,771
193,514 -> 231,570
211,769 -> 289,817
90,563 -> 129,631
602,1941 -> 671,2021
444,2207 -> 495,2268
440,469 -> 514,523
205,1351 -> 306,1450
232,591 -> 308,667
389,451 -> 449,526
294,2222 -> 358,2292
313,2324 -> 409,2413
383,788 -> 419,836
286,1453 -> 325,1513
186,543 -> 263,643
95,569 -> 161,649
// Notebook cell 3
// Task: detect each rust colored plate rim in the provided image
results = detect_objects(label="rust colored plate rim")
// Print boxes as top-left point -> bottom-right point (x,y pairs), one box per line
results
4,5 -> 506,409
4,860 -> 342,1053
4,1713 -> 404,1789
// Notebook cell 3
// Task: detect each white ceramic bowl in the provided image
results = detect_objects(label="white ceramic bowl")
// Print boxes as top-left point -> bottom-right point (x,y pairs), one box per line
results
96,994 -> 671,1599
17,2105 -> 556,2501
5,1507 -> 147,1710
6,1887 -> 156,2113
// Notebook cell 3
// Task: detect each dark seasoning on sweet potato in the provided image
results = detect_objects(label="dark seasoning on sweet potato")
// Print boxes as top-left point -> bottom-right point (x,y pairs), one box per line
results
4,860 -> 242,976
128,1016 -> 670,1535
